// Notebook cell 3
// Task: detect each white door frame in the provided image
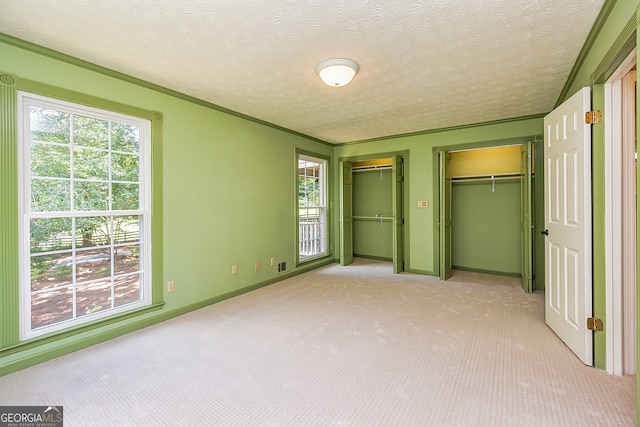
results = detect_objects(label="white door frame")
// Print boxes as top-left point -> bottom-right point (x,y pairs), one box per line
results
604,49 -> 637,375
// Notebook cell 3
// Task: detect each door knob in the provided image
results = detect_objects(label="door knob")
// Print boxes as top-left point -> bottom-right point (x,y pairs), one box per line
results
541,229 -> 549,236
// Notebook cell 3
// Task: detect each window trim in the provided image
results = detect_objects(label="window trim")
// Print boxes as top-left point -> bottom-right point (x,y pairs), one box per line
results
0,75 -> 163,349
296,150 -> 330,264
18,91 -> 153,339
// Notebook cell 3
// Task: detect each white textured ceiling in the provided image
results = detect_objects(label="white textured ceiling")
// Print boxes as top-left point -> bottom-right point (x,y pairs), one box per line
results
1,0 -> 604,144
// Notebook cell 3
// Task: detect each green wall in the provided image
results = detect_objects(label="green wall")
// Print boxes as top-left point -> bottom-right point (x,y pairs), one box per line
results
352,169 -> 393,260
334,120 -> 543,276
451,180 -> 521,275
0,37 -> 333,374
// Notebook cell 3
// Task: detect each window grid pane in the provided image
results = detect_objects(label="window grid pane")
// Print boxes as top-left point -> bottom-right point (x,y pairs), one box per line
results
30,108 -> 142,214
28,212 -> 145,330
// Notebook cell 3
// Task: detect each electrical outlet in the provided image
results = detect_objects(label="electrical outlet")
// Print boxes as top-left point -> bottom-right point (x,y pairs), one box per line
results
270,257 -> 275,266
231,264 -> 237,275
167,280 -> 175,292
255,261 -> 261,271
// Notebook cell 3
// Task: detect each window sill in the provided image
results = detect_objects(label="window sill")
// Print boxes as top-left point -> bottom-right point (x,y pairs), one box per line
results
0,302 -> 164,358
297,253 -> 331,266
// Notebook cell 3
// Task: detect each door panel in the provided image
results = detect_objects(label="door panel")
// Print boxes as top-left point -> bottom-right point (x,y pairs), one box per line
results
548,242 -> 561,310
392,156 -> 404,274
543,87 -> 593,365
439,152 -> 452,280
340,161 -> 353,266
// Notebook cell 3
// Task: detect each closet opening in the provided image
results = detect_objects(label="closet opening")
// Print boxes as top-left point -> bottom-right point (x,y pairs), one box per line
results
437,142 -> 537,293
352,158 -> 394,262
339,154 -> 406,273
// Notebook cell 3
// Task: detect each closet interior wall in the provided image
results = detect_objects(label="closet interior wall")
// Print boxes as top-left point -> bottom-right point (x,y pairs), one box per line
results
450,146 -> 525,276
352,164 -> 393,260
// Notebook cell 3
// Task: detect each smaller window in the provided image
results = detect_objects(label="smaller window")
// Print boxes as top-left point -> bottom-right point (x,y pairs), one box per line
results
298,154 -> 328,261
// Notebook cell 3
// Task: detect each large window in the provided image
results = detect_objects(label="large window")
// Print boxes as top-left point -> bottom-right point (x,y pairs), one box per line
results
18,92 -> 152,339
298,154 -> 328,261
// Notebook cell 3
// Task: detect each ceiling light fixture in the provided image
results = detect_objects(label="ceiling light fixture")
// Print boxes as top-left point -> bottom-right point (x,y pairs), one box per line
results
316,58 -> 359,87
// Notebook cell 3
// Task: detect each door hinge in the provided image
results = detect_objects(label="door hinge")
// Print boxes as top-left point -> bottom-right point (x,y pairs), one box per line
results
585,110 -> 602,124
586,317 -> 603,332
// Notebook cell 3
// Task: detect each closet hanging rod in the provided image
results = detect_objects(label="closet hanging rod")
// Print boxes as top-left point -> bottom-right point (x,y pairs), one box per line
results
452,172 -> 522,180
352,215 -> 393,220
452,176 -> 522,183
452,176 -> 522,185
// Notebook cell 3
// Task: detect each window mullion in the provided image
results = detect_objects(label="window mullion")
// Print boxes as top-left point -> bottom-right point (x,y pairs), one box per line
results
71,216 -> 77,320
110,215 -> 115,310
70,113 -> 75,214
108,121 -> 113,212
29,209 -> 145,219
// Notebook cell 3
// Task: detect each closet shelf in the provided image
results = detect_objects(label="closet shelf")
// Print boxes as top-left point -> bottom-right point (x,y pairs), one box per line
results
452,172 -> 525,183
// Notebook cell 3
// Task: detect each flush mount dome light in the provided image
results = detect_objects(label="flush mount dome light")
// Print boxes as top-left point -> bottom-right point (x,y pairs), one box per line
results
316,58 -> 359,87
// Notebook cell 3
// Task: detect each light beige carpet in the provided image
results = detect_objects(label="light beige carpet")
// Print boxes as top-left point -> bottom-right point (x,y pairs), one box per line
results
0,258 -> 635,426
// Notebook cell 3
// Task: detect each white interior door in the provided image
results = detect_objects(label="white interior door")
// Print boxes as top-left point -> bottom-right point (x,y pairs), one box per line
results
543,87 -> 593,365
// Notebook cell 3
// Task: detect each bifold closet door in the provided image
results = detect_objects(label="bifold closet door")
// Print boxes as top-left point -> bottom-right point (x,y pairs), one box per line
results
392,156 -> 404,274
439,152 -> 452,280
340,161 -> 353,266
521,141 -> 533,293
